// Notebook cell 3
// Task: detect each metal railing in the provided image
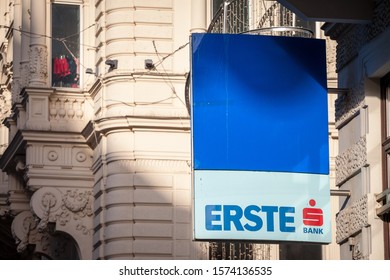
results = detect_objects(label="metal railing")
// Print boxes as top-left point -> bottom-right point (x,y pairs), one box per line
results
208,0 -> 314,38
208,0 -> 250,34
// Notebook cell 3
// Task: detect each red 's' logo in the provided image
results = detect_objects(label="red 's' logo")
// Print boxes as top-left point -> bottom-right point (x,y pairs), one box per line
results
302,199 -> 323,226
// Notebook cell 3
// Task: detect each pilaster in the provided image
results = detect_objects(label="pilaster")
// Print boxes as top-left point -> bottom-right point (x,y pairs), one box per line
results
29,0 -> 48,87
12,0 -> 22,103
191,0 -> 207,33
20,0 -> 31,90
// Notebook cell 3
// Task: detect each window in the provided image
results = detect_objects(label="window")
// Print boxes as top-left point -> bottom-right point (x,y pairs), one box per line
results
51,4 -> 80,88
381,72 -> 390,259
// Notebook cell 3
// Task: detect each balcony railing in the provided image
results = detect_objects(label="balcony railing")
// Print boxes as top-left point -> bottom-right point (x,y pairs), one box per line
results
208,0 -> 314,38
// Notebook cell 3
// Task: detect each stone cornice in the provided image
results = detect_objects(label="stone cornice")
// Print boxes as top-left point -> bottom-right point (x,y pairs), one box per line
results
0,130 -> 87,172
101,71 -> 187,84
0,130 -> 25,172
93,115 -> 190,134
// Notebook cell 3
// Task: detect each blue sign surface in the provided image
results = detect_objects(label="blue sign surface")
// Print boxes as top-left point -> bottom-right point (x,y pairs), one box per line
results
191,33 -> 330,243
191,33 -> 328,175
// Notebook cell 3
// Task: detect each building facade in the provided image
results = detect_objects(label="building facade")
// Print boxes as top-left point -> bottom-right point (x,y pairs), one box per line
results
280,0 -> 390,260
0,0 -> 201,260
322,0 -> 390,260
2,0 -> 376,260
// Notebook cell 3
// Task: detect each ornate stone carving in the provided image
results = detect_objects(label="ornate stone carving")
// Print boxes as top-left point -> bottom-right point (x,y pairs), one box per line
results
29,45 -> 48,86
20,62 -> 30,89
12,79 -> 21,104
11,211 -> 39,253
15,157 -> 26,172
10,210 -> 79,259
0,88 -> 11,123
326,37 -> 337,80
336,195 -> 369,243
335,81 -> 365,128
37,192 -> 58,232
335,136 -> 367,186
331,0 -> 390,71
61,189 -> 93,235
352,241 -> 369,260
31,187 -> 93,236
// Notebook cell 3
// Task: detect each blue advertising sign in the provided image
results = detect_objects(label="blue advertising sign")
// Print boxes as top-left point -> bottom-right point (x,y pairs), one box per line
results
191,33 -> 331,243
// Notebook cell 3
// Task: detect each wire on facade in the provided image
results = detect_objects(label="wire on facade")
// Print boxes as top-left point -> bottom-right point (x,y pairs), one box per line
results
0,24 -> 95,47
152,40 -> 188,109
62,24 -> 95,40
153,41 -> 189,68
105,96 -> 179,107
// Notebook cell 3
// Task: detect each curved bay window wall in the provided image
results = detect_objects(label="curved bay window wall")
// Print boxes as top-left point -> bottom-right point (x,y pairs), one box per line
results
209,0 -> 315,38
51,4 -> 80,88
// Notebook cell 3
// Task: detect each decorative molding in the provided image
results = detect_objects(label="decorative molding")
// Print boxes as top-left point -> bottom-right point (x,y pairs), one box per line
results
335,136 -> 367,186
47,151 -> 59,161
76,152 -> 87,162
26,144 -> 93,169
105,159 -> 189,174
49,96 -> 85,121
336,195 -> 369,243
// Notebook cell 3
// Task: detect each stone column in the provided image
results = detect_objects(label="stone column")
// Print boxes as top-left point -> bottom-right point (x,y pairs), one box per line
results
29,0 -> 48,87
191,0 -> 207,33
12,0 -> 22,102
20,0 -> 31,89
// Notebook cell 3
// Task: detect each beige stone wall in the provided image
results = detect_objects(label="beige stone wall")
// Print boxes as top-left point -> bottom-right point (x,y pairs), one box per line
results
326,0 -> 390,259
90,0 -> 203,259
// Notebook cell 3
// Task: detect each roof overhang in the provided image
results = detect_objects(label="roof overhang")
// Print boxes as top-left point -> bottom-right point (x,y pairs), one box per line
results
277,0 -> 375,23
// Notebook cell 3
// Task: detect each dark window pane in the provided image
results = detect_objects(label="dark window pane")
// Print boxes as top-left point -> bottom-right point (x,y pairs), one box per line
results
52,4 -> 80,88
279,243 -> 322,260
213,0 -> 224,16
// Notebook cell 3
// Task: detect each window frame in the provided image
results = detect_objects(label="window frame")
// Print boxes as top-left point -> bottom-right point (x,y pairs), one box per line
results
50,1 -> 83,89
381,72 -> 390,260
